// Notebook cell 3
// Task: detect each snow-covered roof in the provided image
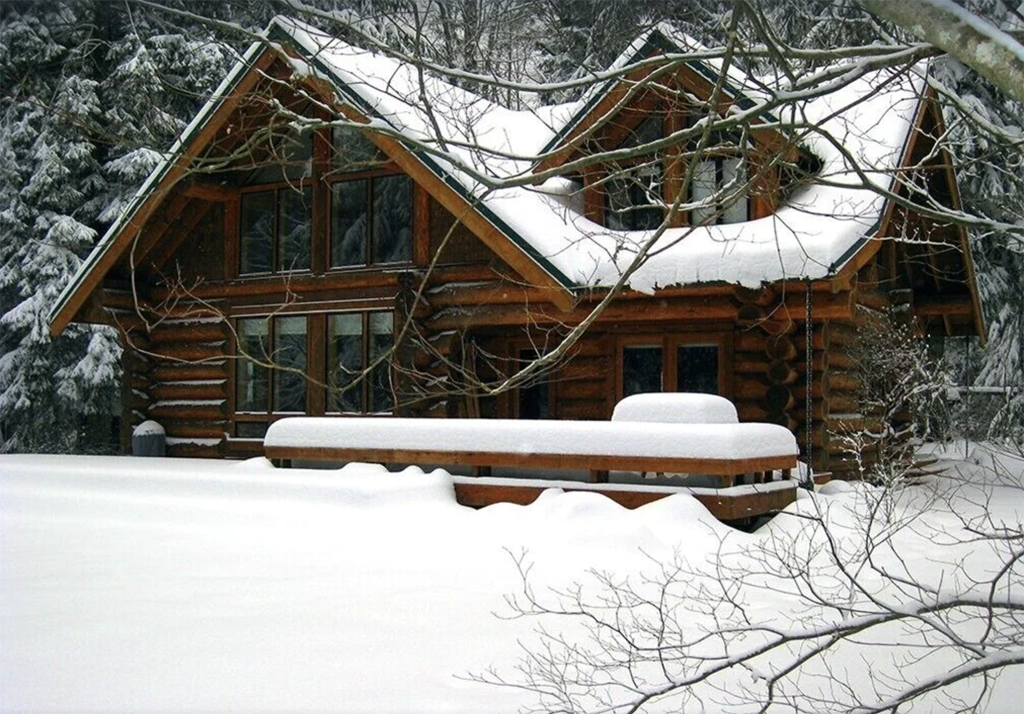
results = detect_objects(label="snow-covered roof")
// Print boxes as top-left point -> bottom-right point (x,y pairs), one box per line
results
272,15 -> 924,293
49,15 -> 929,333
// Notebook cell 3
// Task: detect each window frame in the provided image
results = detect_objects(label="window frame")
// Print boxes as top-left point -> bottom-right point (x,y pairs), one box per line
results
324,309 -> 395,415
507,343 -> 557,420
615,332 -> 734,401
232,313 -> 313,437
230,309 -> 396,438
237,180 -> 315,277
326,171 -> 415,270
688,152 -> 749,226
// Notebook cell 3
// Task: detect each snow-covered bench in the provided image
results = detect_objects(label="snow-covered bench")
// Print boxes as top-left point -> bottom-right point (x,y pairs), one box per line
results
263,414 -> 798,487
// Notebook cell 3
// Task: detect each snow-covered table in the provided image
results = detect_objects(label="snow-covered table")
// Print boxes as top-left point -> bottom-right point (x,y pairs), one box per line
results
264,417 -> 799,486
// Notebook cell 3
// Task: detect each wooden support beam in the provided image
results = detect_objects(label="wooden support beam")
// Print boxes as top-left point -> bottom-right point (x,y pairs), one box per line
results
181,181 -> 237,202
915,294 -> 973,317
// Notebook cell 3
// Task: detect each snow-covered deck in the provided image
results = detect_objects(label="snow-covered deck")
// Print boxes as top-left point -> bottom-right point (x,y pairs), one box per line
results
264,416 -> 801,519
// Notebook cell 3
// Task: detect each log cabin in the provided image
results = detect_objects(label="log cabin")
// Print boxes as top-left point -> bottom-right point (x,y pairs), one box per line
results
48,17 -> 983,479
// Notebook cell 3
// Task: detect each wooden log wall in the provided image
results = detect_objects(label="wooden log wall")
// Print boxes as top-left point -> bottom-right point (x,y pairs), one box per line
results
110,301 -> 231,458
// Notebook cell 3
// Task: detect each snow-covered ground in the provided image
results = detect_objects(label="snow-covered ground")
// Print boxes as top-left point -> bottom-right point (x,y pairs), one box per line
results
1,447 -> 1021,713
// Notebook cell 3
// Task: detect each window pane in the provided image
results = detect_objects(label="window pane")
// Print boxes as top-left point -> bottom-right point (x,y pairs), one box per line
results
631,167 -> 664,231
623,345 -> 663,397
371,175 -> 413,264
677,345 -> 718,394
368,312 -> 394,412
235,422 -> 269,439
691,159 -> 717,226
278,187 -> 312,272
605,176 -> 632,231
721,157 -> 747,224
236,318 -> 269,412
331,179 -> 368,267
273,316 -> 307,413
247,129 -> 312,184
239,191 -> 274,274
333,127 -> 382,172
621,116 -> 663,149
606,169 -> 662,231
327,314 -> 364,413
517,349 -> 550,420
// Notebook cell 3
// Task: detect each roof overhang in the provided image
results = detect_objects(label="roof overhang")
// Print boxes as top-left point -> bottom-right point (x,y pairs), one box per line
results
49,20 -> 577,338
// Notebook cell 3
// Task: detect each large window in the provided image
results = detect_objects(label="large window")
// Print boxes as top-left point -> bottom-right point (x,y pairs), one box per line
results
234,315 -> 309,437
239,187 -> 312,274
331,175 -> 413,267
620,335 -> 726,399
233,311 -> 394,437
326,311 -> 394,413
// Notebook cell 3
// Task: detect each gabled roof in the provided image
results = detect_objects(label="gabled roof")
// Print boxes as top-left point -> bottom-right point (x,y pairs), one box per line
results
50,16 -> 982,338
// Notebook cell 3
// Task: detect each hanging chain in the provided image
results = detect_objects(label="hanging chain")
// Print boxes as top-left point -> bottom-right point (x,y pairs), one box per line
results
805,278 -> 814,488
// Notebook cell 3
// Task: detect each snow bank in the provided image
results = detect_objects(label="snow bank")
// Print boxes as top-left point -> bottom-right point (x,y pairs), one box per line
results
264,416 -> 797,460
611,392 -> 738,424
2,447 -> 1021,713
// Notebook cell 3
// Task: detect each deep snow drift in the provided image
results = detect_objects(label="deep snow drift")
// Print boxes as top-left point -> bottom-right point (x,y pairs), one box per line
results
1,447 -> 1021,713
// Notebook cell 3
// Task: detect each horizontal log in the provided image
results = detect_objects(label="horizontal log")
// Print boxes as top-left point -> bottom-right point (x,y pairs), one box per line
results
426,281 -> 552,308
149,400 -> 228,421
828,371 -> 863,394
150,361 -> 230,382
830,393 -> 860,414
794,429 -> 830,450
146,264 -> 509,303
915,294 -> 973,317
161,420 -> 228,439
856,288 -> 891,312
153,341 -> 227,363
149,321 -> 228,344
150,380 -> 228,401
793,381 -> 829,401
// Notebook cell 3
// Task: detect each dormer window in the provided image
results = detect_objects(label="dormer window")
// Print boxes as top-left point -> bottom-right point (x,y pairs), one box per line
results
605,116 -> 666,231
691,154 -> 748,225
599,117 -> 750,230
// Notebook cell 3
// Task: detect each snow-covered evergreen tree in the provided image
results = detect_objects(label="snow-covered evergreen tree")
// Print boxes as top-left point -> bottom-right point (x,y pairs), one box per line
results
0,0 -> 236,452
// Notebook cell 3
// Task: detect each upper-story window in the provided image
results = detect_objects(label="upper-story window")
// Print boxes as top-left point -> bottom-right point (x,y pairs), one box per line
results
239,186 -> 312,274
329,127 -> 413,268
602,118 -> 750,229
605,116 -> 665,231
239,128 -> 313,276
691,142 -> 748,225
